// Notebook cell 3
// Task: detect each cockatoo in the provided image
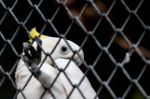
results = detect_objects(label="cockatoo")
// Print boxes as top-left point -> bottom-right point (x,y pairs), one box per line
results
15,28 -> 98,99
15,27 -> 84,99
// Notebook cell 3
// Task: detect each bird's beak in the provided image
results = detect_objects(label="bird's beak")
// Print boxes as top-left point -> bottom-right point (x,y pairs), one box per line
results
73,50 -> 84,66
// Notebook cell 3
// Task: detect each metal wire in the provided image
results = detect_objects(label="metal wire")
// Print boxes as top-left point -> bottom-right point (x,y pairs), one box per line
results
0,0 -> 150,99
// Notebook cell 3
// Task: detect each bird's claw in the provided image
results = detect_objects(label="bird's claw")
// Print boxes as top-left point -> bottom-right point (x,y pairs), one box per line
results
23,38 -> 42,67
30,66 -> 41,77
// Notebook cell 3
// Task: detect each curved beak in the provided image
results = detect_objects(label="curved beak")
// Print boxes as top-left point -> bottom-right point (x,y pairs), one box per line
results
73,50 -> 84,66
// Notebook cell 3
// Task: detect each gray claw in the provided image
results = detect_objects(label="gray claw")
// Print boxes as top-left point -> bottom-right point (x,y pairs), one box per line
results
31,66 -> 41,78
23,42 -> 31,51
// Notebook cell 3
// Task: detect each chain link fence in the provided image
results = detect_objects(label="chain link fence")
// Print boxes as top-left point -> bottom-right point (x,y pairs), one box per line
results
0,0 -> 150,99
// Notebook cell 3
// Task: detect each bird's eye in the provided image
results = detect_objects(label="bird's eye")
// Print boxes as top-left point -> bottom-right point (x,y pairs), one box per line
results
61,46 -> 68,52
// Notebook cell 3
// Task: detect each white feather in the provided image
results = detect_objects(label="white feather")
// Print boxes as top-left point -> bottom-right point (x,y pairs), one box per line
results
16,60 -> 67,99
55,58 -> 99,99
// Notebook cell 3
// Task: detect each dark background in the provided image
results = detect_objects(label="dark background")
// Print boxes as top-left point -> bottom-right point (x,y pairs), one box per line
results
0,0 -> 150,99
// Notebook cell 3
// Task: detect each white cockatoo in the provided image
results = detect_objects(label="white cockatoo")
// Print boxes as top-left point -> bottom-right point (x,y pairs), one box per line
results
15,27 -> 84,99
15,27 -> 98,99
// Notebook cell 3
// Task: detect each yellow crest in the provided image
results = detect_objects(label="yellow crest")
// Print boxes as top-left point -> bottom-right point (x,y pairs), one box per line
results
28,27 -> 47,42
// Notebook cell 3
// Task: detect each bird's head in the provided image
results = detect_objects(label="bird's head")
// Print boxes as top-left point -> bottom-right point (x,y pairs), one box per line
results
29,27 -> 84,66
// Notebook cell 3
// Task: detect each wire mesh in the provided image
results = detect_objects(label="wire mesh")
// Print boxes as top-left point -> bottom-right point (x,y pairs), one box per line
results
0,0 -> 150,99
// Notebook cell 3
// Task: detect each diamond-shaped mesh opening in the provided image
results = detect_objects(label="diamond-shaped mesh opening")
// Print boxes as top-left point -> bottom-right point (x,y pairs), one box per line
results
108,0 -> 129,28
138,29 -> 150,60
78,2 -> 101,31
94,52 -> 116,81
0,12 -> 18,39
25,9 -> 46,30
0,43 -> 19,71
125,84 -> 145,99
139,64 -> 150,95
82,36 -> 102,64
124,0 -> 141,10
124,52 -> 145,79
108,33 -> 129,62
84,68 -> 102,92
52,7 -> 72,33
11,27 -> 28,54
109,68 -> 131,97
39,0 -> 58,19
0,76 -> 17,99
65,0 -> 87,14
12,0 -> 32,22
94,17 -> 115,47
123,14 -> 145,44
137,0 -> 150,26
41,23 -> 58,37
1,0 -> 16,8
99,87 -> 113,99
66,22 -> 87,45
65,0 -> 97,31
0,3 -> 6,20
94,0 -> 114,13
